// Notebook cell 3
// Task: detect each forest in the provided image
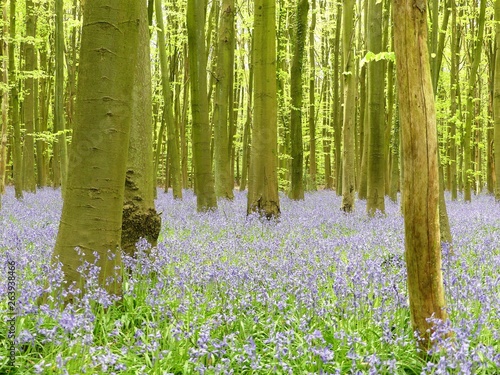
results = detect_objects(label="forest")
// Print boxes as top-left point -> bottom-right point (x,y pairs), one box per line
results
0,0 -> 499,373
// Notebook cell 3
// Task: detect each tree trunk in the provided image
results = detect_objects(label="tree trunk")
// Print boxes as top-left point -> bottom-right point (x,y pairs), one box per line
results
187,0 -> 217,211
22,0 -> 36,193
389,103 -> 400,202
247,0 -> 280,218
0,4 -> 8,200
463,0 -> 486,202
393,0 -> 449,350
121,1 -> 161,257
333,2 -> 342,195
213,0 -> 235,199
52,0 -> 141,298
494,0 -> 500,201
8,0 -> 22,199
449,0 -> 459,201
341,0 -> 356,212
240,34 -> 253,192
55,0 -> 68,192
289,0 -> 308,200
308,0 -> 317,190
155,0 -> 182,199
366,0 -> 385,216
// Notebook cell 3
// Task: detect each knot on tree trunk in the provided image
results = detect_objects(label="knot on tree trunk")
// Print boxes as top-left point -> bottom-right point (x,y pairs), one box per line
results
121,201 -> 161,257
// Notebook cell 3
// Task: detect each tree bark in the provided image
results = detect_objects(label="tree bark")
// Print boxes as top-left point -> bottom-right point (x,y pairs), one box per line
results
22,0 -> 36,193
494,0 -> 500,200
52,0 -> 141,298
366,0 -> 385,215
9,0 -> 22,199
55,0 -> 69,192
308,0 -> 317,190
155,0 -> 182,199
463,0 -> 486,202
341,0 -> 356,212
393,0 -> 449,350
121,1 -> 161,257
247,0 -> 280,218
0,4 -> 8,200
289,0 -> 308,200
187,0 -> 217,211
213,0 -> 235,199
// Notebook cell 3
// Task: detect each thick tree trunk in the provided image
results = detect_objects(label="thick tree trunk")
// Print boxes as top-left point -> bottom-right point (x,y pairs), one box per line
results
52,0 -> 141,298
393,0 -> 449,350
366,0 -> 385,216
247,0 -> 280,218
341,0 -> 356,212
213,0 -> 235,199
289,0 -> 308,200
187,0 -> 217,211
155,0 -> 182,199
121,1 -> 161,257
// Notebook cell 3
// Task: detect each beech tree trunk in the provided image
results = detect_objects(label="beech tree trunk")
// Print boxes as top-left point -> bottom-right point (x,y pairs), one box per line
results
52,0 -> 141,298
187,0 -> 217,211
289,0 -> 308,200
213,0 -> 235,199
393,0 -> 449,350
366,0 -> 385,215
121,1 -> 161,256
494,0 -> 500,201
341,0 -> 356,212
155,0 -> 182,199
463,0 -> 486,202
247,0 -> 280,218
9,0 -> 22,199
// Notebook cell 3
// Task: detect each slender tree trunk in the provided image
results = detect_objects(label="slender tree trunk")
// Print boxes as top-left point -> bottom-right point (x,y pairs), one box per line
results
240,34 -> 253,192
187,0 -> 217,211
449,0 -> 459,200
367,0 -> 385,216
308,0 -> 317,190
213,0 -> 235,199
39,47 -> 50,186
0,4 -> 8,199
289,0 -> 308,200
333,2 -> 342,195
389,102 -> 400,201
341,0 -> 356,212
393,0 -> 449,350
494,0 -> 500,200
9,0 -> 22,199
121,1 -> 161,256
22,0 -> 36,192
181,42 -> 189,188
247,0 -> 280,218
155,0 -> 182,199
55,0 -> 68,192
53,0 -> 141,298
321,65 -> 332,189
463,0 -> 486,202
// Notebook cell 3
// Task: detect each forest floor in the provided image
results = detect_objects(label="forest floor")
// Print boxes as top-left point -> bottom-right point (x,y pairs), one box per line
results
0,188 -> 499,374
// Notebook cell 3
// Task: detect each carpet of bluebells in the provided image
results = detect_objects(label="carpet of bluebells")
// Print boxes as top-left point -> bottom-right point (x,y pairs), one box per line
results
0,187 -> 499,374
